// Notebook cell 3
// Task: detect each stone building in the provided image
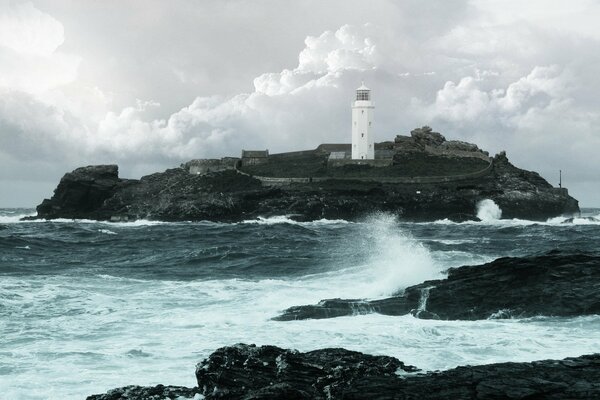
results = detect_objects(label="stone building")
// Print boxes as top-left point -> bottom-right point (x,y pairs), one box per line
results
241,150 -> 269,167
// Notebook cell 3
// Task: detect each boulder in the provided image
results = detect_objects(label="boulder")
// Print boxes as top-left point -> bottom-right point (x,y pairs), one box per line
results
410,126 -> 446,147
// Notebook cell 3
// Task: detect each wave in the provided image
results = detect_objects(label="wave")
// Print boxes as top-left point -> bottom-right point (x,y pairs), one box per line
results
432,216 -> 600,227
476,199 -> 502,221
0,213 -> 37,223
307,212 -> 442,299
0,214 -> 172,226
240,215 -> 351,226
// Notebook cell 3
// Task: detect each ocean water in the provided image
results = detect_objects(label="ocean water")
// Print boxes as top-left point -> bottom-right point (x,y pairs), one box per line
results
1,205 -> 600,399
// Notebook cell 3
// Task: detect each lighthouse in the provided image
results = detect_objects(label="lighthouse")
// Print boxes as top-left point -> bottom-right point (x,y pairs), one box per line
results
351,82 -> 374,160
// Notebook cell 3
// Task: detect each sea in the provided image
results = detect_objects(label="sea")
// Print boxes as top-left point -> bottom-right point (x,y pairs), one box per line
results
1,202 -> 600,399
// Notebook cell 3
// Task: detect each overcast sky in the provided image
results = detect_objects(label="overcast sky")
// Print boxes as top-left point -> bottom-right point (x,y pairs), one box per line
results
1,0 -> 599,207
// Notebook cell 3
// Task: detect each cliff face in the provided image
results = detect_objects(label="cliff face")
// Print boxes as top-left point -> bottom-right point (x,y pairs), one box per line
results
33,130 -> 579,222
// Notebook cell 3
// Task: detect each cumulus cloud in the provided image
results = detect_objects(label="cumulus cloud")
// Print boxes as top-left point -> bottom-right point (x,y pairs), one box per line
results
426,65 -> 570,125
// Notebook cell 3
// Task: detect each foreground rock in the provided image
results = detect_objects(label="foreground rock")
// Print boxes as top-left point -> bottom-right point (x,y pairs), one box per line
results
86,385 -> 202,400
32,128 -> 578,222
275,251 -> 600,321
87,344 -> 600,399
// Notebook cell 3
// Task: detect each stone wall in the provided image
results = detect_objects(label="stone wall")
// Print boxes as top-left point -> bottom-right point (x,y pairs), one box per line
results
327,158 -> 393,168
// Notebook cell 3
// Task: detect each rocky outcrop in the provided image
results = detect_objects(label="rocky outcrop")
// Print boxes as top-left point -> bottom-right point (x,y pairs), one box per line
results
275,251 -> 600,321
410,125 -> 446,147
86,385 -> 202,400
87,344 -> 600,399
195,344 -> 418,399
32,130 -> 579,222
34,165 -> 135,220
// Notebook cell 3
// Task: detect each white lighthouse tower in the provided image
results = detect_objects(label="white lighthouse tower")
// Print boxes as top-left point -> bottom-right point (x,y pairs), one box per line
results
351,82 -> 374,160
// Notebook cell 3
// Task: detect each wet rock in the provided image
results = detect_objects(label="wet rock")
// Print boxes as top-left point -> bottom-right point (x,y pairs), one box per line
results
275,251 -> 600,321
85,384 -> 202,400
88,346 -> 600,399
194,346 -> 600,400
195,344 -> 417,399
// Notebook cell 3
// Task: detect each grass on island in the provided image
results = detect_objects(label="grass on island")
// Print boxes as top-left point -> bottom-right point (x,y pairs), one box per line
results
239,152 -> 490,178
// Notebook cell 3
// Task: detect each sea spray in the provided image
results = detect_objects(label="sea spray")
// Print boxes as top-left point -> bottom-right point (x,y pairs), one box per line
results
476,199 -> 502,221
353,212 -> 440,298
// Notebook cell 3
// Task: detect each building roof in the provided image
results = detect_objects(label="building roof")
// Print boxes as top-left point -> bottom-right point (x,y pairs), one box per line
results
316,143 -> 352,153
357,81 -> 370,91
329,151 -> 349,160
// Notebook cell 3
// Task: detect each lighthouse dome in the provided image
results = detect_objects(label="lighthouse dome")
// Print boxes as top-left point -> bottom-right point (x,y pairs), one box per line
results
356,81 -> 371,101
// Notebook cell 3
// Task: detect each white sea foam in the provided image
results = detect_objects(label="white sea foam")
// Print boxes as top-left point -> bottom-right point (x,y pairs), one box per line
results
98,229 -> 117,235
4,271 -> 600,400
0,211 -> 171,226
476,199 -> 502,221
241,215 -> 351,226
431,239 -> 479,245
0,213 -> 36,223
431,213 -> 600,227
352,213 -> 441,297
546,215 -> 600,225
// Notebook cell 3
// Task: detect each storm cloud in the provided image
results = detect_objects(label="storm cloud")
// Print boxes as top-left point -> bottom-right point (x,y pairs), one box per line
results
1,0 -> 599,206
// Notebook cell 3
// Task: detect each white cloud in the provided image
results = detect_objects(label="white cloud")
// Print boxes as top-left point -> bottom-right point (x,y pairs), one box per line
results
431,77 -> 490,122
0,1 -> 63,55
0,1 -> 80,94
427,65 -> 570,125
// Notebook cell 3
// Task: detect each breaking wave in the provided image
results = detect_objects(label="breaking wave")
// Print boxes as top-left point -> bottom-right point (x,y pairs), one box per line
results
476,199 -> 502,221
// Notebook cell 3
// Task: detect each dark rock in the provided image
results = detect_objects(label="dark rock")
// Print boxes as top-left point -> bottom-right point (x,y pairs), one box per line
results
195,344 -> 417,399
439,140 -> 481,152
35,165 -> 131,220
275,251 -> 600,321
410,126 -> 446,147
194,346 -> 600,400
89,346 -> 600,399
85,384 -> 202,400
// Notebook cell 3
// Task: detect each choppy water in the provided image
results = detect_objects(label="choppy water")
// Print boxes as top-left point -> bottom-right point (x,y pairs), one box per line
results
1,205 -> 600,399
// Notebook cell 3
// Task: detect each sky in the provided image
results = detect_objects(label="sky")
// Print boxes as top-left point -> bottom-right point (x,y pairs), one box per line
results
1,0 -> 599,207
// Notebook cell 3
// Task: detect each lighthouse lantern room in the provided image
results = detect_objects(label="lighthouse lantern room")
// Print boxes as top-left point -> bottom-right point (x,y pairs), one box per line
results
351,82 -> 374,160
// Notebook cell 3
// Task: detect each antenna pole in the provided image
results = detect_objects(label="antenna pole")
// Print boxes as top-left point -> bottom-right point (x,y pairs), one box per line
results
559,169 -> 562,188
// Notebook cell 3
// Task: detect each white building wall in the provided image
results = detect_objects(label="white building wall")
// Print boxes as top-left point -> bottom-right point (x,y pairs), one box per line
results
351,101 -> 374,159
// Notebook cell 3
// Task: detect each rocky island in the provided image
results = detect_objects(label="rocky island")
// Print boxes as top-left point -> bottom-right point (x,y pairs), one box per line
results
31,127 -> 578,222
